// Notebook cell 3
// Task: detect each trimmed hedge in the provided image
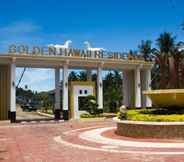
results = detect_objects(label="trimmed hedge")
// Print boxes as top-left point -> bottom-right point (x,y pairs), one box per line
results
123,109 -> 184,122
80,113 -> 104,118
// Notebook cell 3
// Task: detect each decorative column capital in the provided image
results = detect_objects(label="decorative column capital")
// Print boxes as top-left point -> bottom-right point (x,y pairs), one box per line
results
98,62 -> 104,68
12,57 -> 16,63
64,59 -> 69,66
137,64 -> 143,69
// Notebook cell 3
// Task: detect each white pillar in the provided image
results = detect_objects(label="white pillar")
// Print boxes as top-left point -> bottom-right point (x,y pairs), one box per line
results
55,68 -> 60,110
97,66 -> 103,109
87,69 -> 92,81
10,62 -> 16,122
134,67 -> 141,108
145,69 -> 152,107
63,64 -> 68,110
62,64 -> 69,120
123,70 -> 130,107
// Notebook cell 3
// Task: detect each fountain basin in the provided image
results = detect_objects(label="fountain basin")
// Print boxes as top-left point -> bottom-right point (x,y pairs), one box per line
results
114,118 -> 184,139
143,89 -> 184,107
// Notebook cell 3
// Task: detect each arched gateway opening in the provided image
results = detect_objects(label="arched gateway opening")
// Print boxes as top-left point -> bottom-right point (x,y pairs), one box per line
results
16,68 -> 55,122
0,45 -> 153,122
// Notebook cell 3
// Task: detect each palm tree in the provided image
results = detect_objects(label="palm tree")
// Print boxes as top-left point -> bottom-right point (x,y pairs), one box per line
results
156,32 -> 175,54
168,42 -> 184,88
78,71 -> 87,81
68,71 -> 79,81
138,40 -> 152,61
154,32 -> 182,89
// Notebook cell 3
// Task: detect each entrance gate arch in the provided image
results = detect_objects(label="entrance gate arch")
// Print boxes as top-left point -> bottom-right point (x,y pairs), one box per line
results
0,47 -> 153,122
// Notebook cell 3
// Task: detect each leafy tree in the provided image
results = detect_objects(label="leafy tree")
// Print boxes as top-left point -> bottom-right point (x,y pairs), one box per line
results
103,71 -> 122,112
81,95 -> 99,115
138,40 -> 152,61
91,73 -> 97,81
69,71 -> 79,81
78,71 -> 87,81
38,91 -> 54,111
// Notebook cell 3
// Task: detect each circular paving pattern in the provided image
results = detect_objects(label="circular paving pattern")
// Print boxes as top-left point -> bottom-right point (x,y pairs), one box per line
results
54,126 -> 184,155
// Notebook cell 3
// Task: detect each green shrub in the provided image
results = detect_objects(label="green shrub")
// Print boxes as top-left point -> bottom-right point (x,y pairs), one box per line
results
124,109 -> 184,122
80,113 -> 104,118
80,95 -> 100,115
116,112 -> 121,119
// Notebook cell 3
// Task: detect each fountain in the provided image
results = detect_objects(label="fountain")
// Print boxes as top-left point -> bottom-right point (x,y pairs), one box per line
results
143,89 -> 184,107
115,90 -> 184,139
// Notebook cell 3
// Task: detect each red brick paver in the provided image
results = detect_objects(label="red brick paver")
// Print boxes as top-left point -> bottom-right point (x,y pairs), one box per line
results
0,119 -> 184,162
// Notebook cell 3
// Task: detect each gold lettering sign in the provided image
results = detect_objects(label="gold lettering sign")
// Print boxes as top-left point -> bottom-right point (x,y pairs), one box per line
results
32,46 -> 41,55
18,45 -> 28,54
8,44 -> 142,61
48,47 -> 56,55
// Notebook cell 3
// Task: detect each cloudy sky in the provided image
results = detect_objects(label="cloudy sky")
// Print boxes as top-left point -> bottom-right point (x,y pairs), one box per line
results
0,0 -> 184,91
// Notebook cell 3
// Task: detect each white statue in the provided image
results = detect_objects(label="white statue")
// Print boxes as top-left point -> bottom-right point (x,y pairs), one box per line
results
84,41 -> 105,52
48,40 -> 72,54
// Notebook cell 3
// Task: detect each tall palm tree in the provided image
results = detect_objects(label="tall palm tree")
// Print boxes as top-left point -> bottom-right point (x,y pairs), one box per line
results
138,40 -> 152,61
152,32 -> 176,89
154,32 -> 181,89
168,42 -> 184,88
156,32 -> 175,54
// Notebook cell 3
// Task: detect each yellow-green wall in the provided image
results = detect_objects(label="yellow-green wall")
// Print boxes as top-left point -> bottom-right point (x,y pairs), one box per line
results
70,81 -> 96,119
0,65 -> 10,120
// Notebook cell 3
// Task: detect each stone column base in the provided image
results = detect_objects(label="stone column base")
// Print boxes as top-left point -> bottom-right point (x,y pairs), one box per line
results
63,110 -> 69,120
98,109 -> 103,114
10,111 -> 16,123
54,109 -> 61,120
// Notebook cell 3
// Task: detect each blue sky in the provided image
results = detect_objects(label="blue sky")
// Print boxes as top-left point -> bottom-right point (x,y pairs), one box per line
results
0,0 -> 184,91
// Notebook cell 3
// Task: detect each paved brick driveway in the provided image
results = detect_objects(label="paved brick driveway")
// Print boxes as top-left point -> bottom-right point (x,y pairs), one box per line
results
0,119 -> 184,162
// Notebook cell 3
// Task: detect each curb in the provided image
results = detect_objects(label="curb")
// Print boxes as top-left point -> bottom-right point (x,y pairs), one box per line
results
37,111 -> 54,118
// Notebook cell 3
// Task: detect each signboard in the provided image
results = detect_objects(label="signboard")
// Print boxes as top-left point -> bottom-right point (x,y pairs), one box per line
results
8,44 -> 143,60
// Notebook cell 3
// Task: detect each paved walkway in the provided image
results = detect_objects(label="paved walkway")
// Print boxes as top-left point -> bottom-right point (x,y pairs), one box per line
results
0,119 -> 184,162
16,105 -> 52,121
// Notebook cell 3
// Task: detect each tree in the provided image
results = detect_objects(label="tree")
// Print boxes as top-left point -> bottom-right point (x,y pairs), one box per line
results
103,71 -> 122,112
156,32 -> 175,54
152,32 -> 176,89
152,32 -> 184,89
68,71 -> 79,81
138,40 -> 152,61
78,71 -> 87,81
81,95 -> 98,115
38,91 -> 54,111
91,73 -> 97,81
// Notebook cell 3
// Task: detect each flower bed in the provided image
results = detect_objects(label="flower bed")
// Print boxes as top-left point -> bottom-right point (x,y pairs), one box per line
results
125,109 -> 184,122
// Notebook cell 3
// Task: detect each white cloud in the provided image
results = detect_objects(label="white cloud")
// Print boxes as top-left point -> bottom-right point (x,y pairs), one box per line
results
0,21 -> 40,35
0,20 -> 102,91
0,21 -> 59,92
0,21 -> 42,52
16,68 -> 55,92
